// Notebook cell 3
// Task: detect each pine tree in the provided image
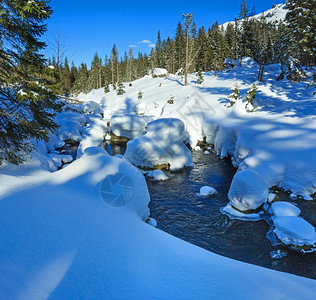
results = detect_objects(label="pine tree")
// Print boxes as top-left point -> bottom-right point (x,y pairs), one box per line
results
117,81 -> 125,95
196,69 -> 204,84
0,0 -> 59,163
70,62 -> 78,89
182,13 -> 194,86
104,82 -> 110,93
156,30 -> 163,67
285,0 -> 316,66
175,21 -> 185,73
60,57 -> 71,95
89,53 -> 103,89
228,83 -> 240,106
246,83 -> 257,112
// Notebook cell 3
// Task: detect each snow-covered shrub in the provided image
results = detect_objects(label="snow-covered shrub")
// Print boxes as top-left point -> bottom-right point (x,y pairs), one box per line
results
228,169 -> 269,212
167,95 -> 174,104
138,91 -> 143,100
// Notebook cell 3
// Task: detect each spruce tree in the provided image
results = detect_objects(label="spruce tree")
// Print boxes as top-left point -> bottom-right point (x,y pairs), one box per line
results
104,82 -> 110,93
285,0 -> 316,66
116,82 -> 125,95
60,57 -> 71,95
0,0 -> 59,163
228,83 -> 240,107
196,69 -> 204,84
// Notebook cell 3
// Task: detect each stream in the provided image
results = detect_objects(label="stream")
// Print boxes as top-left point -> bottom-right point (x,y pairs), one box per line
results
104,142 -> 316,280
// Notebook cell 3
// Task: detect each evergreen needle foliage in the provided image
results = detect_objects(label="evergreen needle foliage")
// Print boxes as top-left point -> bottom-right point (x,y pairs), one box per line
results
0,0 -> 59,163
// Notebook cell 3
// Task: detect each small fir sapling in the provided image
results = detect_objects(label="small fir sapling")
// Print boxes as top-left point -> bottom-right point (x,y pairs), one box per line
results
228,83 -> 240,107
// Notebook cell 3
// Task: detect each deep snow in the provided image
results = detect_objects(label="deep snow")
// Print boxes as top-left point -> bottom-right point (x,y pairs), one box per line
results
1,57 -> 316,298
0,149 -> 316,299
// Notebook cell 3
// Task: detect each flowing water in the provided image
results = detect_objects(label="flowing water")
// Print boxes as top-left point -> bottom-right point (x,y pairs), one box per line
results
104,142 -> 316,280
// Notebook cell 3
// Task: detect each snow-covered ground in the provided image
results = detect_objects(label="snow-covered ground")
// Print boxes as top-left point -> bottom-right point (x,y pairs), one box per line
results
1,57 -> 316,298
1,148 -> 316,299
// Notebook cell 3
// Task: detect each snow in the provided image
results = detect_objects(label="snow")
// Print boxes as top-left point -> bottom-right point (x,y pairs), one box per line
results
82,100 -> 103,115
124,118 -> 193,171
152,68 -> 168,77
199,186 -> 218,197
77,116 -> 108,158
144,169 -> 168,181
2,49 -> 316,297
110,114 -> 147,139
228,169 -> 269,212
274,216 -> 316,246
222,3 -> 288,30
1,149 -> 316,299
221,202 -> 263,221
270,201 -> 301,218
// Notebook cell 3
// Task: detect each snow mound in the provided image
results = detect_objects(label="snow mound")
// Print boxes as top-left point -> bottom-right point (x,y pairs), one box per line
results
274,216 -> 316,246
152,68 -> 168,77
145,169 -> 168,181
110,114 -> 147,140
124,118 -> 193,171
77,117 -> 108,157
270,201 -> 301,218
82,100 -> 103,115
228,169 -> 269,212
146,118 -> 189,143
198,186 -> 217,197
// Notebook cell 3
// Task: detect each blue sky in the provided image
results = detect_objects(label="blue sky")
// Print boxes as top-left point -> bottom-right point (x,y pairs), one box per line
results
43,0 -> 284,66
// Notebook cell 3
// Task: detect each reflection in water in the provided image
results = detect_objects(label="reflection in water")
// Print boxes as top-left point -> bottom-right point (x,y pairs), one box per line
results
104,143 -> 316,280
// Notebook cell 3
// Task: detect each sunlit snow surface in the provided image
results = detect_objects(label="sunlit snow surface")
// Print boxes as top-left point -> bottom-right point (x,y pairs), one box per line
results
0,149 -> 316,299
1,56 -> 316,298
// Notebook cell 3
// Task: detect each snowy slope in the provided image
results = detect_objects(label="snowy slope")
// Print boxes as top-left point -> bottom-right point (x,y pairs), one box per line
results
0,149 -> 315,299
77,58 -> 316,200
222,2 -> 288,29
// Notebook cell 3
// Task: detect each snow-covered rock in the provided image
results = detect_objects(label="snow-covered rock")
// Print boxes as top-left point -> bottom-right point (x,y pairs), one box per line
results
221,202 -> 263,221
152,68 -> 168,78
110,114 -> 147,140
146,118 -> 190,143
199,186 -> 217,197
82,100 -> 103,115
270,201 -> 301,219
274,216 -> 316,246
145,169 -> 168,181
228,169 -> 269,212
124,118 -> 192,171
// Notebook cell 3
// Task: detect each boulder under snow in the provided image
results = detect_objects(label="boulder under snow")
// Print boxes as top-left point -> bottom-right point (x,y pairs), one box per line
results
273,216 -> 316,247
228,169 -> 269,212
110,114 -> 147,140
124,118 -> 193,171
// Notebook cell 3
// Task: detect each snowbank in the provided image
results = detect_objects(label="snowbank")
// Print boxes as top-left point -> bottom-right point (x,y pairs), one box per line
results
0,148 -> 316,299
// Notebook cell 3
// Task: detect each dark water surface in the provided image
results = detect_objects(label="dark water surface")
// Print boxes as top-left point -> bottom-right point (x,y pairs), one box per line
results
105,143 -> 316,280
